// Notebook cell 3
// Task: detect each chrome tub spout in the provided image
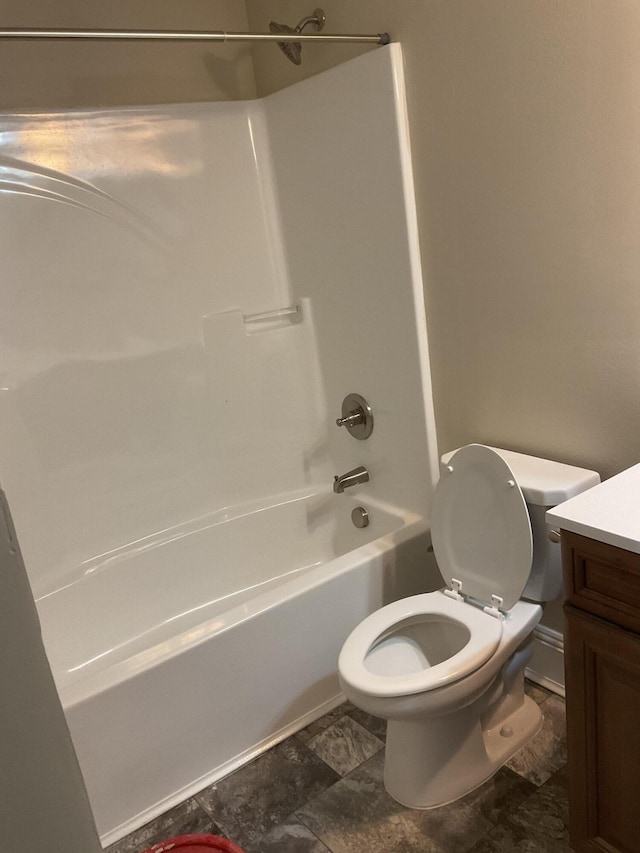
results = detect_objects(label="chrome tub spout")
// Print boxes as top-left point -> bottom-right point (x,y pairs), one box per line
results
333,465 -> 370,494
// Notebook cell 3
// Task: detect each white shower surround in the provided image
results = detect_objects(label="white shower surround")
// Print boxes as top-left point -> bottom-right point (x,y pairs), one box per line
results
0,46 -> 439,842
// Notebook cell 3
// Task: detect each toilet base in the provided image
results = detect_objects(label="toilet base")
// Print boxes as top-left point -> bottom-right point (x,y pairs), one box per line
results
383,693 -> 542,809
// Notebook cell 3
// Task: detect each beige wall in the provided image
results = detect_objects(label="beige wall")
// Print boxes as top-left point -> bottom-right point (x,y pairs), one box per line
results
247,0 -> 640,481
0,0 -> 255,107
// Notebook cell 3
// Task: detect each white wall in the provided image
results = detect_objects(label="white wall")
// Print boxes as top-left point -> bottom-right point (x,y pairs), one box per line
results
247,0 -> 640,483
0,489 -> 101,852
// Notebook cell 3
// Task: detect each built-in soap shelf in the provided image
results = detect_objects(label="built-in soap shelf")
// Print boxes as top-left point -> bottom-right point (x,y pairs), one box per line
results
242,303 -> 302,335
202,302 -> 307,355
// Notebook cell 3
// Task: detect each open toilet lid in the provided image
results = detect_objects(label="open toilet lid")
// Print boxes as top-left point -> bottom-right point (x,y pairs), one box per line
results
431,444 -> 533,612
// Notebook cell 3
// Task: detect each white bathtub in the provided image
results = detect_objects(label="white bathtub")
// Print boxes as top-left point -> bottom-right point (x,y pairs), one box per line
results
37,488 -> 431,845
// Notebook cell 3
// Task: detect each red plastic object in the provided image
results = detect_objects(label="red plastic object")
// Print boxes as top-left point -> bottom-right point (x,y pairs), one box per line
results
142,834 -> 246,853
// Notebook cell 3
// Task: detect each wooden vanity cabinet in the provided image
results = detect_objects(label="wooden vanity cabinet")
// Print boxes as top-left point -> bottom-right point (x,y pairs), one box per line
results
562,529 -> 640,853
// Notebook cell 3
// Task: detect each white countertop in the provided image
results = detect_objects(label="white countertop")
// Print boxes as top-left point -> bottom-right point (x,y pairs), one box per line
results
547,462 -> 640,554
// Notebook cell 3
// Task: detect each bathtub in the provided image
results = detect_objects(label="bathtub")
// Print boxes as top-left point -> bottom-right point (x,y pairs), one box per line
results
36,487 -> 431,845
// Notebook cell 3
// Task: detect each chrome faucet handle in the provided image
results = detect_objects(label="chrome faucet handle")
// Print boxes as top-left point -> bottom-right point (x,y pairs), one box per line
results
336,410 -> 365,428
336,393 -> 373,440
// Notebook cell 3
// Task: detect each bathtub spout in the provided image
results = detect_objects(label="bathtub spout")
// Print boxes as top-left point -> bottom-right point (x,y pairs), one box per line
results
333,466 -> 370,494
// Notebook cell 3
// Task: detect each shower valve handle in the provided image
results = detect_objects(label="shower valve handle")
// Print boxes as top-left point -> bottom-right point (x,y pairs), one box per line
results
335,393 -> 374,440
336,410 -> 365,428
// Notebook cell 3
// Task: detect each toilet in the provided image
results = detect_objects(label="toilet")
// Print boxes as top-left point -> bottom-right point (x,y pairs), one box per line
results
338,444 -> 599,809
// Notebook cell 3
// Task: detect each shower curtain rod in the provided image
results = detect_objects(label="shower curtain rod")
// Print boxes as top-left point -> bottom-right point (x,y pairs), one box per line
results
0,28 -> 390,45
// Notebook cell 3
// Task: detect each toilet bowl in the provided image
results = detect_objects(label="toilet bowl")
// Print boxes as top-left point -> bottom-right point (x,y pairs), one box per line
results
338,444 -> 600,809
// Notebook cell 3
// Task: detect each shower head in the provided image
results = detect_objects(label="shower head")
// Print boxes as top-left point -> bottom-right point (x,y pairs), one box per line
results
269,7 -> 326,66
269,20 -> 302,65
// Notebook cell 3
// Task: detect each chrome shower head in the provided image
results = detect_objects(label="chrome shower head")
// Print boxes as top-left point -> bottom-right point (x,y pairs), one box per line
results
269,20 -> 302,65
269,7 -> 326,66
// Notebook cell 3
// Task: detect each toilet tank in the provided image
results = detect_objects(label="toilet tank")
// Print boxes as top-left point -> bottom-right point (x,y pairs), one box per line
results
439,446 -> 601,602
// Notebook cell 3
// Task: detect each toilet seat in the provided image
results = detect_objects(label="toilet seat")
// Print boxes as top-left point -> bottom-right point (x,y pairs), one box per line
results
339,446 -> 535,701
338,591 -> 503,698
432,444 -> 533,611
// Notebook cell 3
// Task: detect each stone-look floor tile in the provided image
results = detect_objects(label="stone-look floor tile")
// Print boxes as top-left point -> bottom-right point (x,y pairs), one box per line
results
296,702 -> 353,744
467,823 -> 569,853
306,715 -> 384,776
298,751 -> 437,853
524,679 -> 554,706
474,768 -> 537,825
106,797 -> 220,853
347,706 -> 387,741
507,695 -> 567,786
297,750 -> 535,853
195,737 -> 339,849
551,762 -> 568,784
247,816 -> 332,853
468,768 -> 571,853
509,770 -> 570,846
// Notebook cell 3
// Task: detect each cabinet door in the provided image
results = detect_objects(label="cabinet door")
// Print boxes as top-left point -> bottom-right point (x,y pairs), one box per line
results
564,605 -> 640,853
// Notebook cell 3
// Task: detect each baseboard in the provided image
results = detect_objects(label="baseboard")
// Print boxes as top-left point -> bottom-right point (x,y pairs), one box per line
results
524,624 -> 565,698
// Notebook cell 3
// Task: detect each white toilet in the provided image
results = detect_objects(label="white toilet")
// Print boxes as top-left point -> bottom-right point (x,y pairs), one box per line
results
338,444 -> 599,809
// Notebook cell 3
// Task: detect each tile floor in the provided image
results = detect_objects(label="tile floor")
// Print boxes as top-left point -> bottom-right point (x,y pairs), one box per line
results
106,682 -> 570,853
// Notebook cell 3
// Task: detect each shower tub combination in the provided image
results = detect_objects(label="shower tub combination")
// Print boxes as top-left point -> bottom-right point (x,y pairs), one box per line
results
0,46 -> 438,844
